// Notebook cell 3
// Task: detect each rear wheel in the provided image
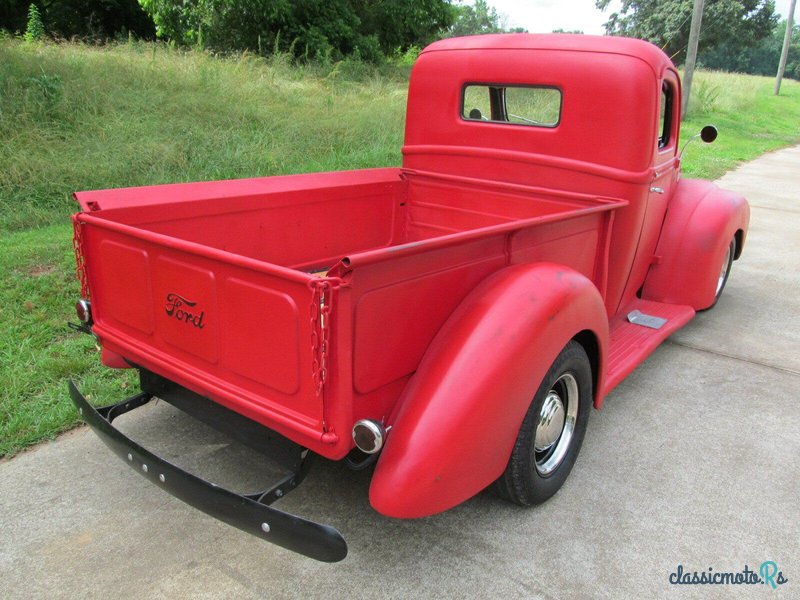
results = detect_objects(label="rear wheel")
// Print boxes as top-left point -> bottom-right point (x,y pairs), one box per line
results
493,340 -> 592,505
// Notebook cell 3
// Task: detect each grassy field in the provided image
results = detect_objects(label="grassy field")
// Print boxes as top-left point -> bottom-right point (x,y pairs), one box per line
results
1,38 -> 799,457
0,38 -> 408,233
681,70 -> 800,178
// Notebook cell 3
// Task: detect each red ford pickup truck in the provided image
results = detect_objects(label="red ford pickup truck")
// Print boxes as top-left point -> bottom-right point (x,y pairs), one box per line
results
69,34 -> 749,562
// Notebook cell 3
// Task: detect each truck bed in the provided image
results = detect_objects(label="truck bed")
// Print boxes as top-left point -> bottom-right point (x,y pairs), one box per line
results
74,168 -> 625,457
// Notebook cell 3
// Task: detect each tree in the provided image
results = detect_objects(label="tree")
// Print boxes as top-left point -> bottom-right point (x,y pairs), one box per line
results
1,1 -> 30,34
2,1 -> 155,39
596,0 -> 777,63
355,0 -> 453,52
138,0 -> 453,60
701,19 -> 800,79
447,0 -> 503,36
44,0 -> 154,39
23,3 -> 45,40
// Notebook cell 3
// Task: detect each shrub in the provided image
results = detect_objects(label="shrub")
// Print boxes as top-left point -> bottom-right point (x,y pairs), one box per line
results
23,4 -> 46,42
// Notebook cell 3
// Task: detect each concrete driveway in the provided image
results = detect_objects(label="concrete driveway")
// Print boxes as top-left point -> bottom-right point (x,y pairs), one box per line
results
2,146 -> 798,599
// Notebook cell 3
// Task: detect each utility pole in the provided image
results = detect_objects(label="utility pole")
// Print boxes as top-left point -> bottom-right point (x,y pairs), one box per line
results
681,0 -> 705,119
774,0 -> 797,95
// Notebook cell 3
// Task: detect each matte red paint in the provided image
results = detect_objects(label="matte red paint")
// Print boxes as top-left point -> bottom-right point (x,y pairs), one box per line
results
370,264 -> 608,518
641,179 -> 750,309
72,34 -> 748,519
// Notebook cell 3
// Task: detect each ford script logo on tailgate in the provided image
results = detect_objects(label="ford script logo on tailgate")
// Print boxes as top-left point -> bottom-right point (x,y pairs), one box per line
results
165,293 -> 206,329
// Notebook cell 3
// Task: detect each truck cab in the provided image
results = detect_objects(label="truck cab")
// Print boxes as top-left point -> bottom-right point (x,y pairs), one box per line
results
405,34 -> 712,318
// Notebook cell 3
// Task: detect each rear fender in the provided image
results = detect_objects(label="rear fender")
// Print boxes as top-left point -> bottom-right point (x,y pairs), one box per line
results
369,263 -> 608,518
642,179 -> 749,309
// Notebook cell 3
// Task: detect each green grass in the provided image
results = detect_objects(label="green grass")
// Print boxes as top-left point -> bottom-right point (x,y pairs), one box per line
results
0,225 -> 137,456
0,38 -> 798,457
0,38 -> 408,232
680,70 -> 800,179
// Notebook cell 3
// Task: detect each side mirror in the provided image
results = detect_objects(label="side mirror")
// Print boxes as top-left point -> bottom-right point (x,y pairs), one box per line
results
680,124 -> 718,158
700,125 -> 718,143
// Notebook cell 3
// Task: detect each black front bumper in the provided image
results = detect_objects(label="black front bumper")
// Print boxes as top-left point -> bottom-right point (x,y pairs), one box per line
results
68,380 -> 347,562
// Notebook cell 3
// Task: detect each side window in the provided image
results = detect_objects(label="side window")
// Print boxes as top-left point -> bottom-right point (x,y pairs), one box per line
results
462,84 -> 562,128
659,82 -> 674,149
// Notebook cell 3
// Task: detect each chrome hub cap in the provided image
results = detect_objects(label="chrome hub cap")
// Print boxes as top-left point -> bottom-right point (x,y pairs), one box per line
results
534,392 -> 565,452
534,373 -> 579,476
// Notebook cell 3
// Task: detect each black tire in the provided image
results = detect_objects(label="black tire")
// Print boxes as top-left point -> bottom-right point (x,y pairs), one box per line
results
707,237 -> 736,310
492,340 -> 592,506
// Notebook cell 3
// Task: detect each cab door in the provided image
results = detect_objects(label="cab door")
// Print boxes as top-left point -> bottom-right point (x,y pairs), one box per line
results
621,73 -> 681,303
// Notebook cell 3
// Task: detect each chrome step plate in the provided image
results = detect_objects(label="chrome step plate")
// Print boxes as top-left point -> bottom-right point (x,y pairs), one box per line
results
627,310 -> 667,329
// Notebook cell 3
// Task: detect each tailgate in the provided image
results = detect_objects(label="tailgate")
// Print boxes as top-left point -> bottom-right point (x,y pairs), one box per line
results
75,212 -> 334,452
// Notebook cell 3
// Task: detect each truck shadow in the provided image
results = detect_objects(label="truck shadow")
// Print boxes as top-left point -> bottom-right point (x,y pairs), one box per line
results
110,398 -> 541,569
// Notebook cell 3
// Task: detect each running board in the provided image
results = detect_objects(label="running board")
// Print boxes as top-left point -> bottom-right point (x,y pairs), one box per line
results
604,299 -> 695,395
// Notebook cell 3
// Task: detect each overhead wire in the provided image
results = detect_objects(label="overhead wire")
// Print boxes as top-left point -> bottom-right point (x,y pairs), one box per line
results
667,1 -> 728,61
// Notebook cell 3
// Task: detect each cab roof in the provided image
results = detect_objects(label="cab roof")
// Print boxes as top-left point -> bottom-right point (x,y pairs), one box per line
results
422,33 -> 675,76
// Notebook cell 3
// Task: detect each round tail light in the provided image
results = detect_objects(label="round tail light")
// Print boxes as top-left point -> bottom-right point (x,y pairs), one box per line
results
76,299 -> 92,324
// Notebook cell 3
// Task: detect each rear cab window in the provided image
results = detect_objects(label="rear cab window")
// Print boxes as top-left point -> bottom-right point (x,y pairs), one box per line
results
462,84 -> 562,128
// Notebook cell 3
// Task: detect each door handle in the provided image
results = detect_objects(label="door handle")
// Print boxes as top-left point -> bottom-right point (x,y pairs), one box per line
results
650,187 -> 665,194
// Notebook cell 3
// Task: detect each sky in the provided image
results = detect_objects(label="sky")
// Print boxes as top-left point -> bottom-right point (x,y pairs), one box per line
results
487,0 -> 798,36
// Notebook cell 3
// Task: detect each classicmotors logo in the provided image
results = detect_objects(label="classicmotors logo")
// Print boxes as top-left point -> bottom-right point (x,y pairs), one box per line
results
669,562 -> 788,589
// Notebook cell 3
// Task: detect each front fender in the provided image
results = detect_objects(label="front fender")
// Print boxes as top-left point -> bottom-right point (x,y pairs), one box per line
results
369,263 -> 608,518
642,178 -> 749,309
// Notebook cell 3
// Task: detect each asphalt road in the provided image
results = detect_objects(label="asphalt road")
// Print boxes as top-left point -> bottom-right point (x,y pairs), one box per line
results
2,146 -> 798,599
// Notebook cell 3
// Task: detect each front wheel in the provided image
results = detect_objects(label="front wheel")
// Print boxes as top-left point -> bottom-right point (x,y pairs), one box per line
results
492,340 -> 592,506
711,237 -> 736,307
